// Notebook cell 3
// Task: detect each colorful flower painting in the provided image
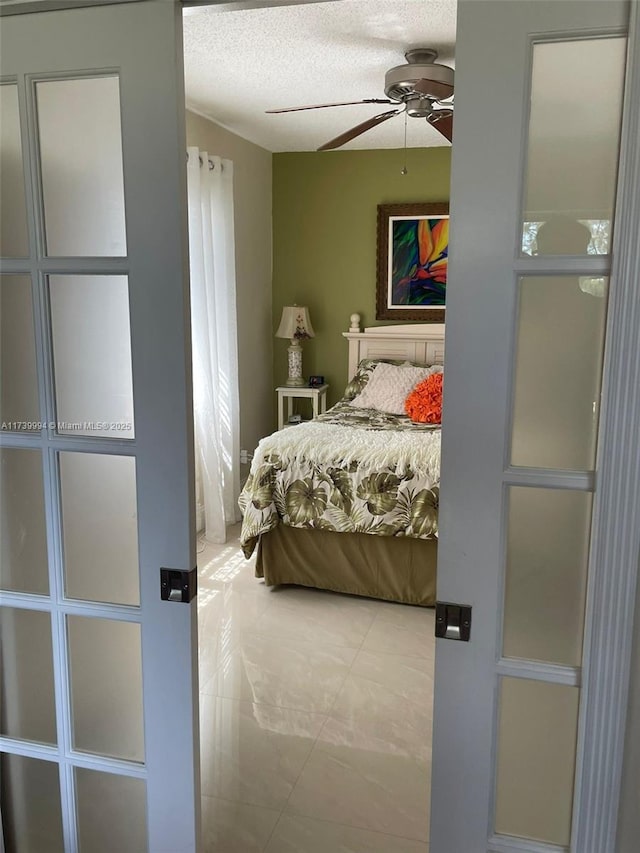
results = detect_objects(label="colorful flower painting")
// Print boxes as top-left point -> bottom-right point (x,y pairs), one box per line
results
376,203 -> 449,322
391,216 -> 448,306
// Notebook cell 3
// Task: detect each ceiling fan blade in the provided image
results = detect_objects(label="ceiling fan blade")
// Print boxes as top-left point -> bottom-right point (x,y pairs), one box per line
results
317,109 -> 402,151
266,98 -> 393,114
413,78 -> 455,101
427,111 -> 453,142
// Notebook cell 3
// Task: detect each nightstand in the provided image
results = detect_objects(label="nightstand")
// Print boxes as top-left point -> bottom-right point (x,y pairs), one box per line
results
277,385 -> 329,430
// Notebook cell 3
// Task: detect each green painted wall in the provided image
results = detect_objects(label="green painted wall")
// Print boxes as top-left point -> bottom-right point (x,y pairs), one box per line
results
272,147 -> 451,409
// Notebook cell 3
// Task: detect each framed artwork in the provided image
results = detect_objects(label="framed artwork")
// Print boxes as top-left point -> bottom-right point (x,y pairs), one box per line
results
376,202 -> 449,322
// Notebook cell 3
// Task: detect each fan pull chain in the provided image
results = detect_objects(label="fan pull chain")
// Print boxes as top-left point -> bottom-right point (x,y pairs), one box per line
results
401,111 -> 408,175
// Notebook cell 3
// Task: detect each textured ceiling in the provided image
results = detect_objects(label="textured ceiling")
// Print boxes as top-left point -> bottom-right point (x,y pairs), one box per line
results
183,0 -> 457,152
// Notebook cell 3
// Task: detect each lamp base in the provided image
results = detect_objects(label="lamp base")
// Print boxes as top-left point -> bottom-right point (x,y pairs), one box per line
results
286,340 -> 305,386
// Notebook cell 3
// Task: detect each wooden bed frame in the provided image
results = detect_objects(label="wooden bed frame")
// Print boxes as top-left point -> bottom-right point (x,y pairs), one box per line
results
255,314 -> 445,607
343,312 -> 445,380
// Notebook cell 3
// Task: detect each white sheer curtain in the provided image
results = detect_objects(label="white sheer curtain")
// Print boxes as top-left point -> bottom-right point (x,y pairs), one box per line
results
187,148 -> 240,543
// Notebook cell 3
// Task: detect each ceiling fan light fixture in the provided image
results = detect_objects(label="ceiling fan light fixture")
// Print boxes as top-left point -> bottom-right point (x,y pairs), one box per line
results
406,96 -> 433,118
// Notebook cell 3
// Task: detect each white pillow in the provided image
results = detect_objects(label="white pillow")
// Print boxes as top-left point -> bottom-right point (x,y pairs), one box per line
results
349,362 -> 443,414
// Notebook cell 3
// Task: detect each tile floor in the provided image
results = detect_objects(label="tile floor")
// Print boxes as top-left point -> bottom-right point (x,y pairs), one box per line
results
197,523 -> 434,852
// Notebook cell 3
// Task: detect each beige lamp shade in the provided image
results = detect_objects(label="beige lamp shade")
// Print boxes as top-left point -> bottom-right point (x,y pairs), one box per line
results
275,305 -> 315,340
275,305 -> 314,388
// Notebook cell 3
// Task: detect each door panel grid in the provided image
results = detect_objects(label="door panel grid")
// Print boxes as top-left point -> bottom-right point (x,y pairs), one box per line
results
430,2 -> 632,851
1,4 -> 199,849
489,31 -> 625,848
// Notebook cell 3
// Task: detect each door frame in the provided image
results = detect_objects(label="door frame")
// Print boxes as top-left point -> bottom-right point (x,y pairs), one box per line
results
187,1 -> 640,847
572,3 -> 640,850
0,0 -> 143,15
3,0 -> 639,849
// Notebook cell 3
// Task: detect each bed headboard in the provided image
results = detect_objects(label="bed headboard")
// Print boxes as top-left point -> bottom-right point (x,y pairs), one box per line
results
342,313 -> 445,379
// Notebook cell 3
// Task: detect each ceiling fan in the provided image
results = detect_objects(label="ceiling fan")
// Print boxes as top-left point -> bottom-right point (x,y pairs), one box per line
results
266,48 -> 454,150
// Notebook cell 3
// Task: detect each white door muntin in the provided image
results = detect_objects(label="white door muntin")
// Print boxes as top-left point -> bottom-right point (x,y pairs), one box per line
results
0,2 -> 200,850
431,2 -> 639,852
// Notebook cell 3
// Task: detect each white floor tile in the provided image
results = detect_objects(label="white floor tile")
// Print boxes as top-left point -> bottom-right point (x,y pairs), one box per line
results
362,611 -> 436,659
286,716 -> 431,841
198,526 -> 266,596
201,795 -> 279,853
199,555 -> 266,595
202,633 -> 357,714
265,813 -> 429,853
199,695 -> 326,810
374,601 -> 436,630
198,587 -> 272,685
348,648 -> 434,707
329,652 -> 434,762
197,535 -> 435,847
252,587 -> 377,648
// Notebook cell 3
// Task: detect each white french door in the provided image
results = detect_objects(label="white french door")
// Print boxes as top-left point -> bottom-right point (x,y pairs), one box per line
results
431,1 -> 640,852
0,2 -> 200,850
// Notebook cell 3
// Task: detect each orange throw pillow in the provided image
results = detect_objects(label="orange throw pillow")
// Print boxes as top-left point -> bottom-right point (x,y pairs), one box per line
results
405,373 -> 443,424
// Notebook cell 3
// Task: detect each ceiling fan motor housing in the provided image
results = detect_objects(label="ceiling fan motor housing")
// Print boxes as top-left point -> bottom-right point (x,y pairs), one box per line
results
384,48 -> 454,104
405,97 -> 432,118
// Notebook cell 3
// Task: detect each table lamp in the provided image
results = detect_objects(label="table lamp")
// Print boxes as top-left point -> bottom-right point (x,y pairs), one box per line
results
275,305 -> 315,386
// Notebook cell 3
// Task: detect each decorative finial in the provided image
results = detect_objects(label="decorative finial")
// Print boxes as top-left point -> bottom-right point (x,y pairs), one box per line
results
349,313 -> 361,333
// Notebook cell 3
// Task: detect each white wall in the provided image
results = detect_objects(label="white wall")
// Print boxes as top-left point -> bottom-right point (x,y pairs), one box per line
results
185,109 -> 273,471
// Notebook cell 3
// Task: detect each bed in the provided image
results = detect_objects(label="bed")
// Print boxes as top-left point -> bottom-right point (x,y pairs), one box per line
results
238,314 -> 445,606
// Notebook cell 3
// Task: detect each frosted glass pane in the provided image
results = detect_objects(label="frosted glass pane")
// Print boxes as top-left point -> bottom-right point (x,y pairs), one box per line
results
0,84 -> 29,257
511,276 -> 607,470
49,275 -> 134,439
36,76 -> 127,256
522,219 -> 611,258
495,678 -> 579,845
504,488 -> 592,665
1,275 -> 39,427
0,607 -> 56,744
60,452 -> 139,606
0,448 -> 49,595
522,38 -> 625,255
1,753 -> 64,852
76,768 -> 147,853
68,616 -> 144,761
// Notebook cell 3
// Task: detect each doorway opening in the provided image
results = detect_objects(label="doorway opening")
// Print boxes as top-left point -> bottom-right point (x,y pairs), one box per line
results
182,1 -> 453,848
